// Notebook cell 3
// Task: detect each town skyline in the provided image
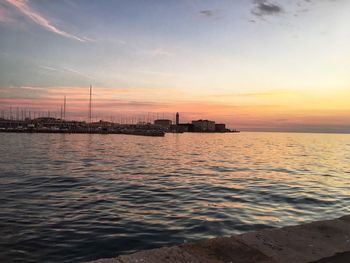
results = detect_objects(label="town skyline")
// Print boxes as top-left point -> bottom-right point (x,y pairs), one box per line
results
1,0 -> 350,133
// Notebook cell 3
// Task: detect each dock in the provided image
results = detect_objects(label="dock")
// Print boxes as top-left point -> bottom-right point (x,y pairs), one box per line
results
0,117 -> 166,137
0,129 -> 165,137
88,214 -> 350,263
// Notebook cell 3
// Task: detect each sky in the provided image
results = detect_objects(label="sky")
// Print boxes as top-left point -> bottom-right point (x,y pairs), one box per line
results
0,0 -> 350,133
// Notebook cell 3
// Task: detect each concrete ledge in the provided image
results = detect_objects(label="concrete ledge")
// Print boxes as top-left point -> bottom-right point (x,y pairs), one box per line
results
88,215 -> 350,263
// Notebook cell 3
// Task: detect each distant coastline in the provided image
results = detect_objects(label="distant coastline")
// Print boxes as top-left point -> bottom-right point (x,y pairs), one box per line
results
0,114 -> 240,137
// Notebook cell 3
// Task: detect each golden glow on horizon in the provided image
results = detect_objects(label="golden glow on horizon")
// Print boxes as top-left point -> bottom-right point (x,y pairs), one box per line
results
0,85 -> 349,131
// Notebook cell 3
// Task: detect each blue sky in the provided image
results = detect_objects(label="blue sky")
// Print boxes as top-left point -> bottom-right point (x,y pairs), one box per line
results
0,0 -> 350,132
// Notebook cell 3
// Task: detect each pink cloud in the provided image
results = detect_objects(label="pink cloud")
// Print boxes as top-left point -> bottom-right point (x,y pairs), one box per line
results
4,0 -> 85,41
1,86 -> 349,131
0,2 -> 14,22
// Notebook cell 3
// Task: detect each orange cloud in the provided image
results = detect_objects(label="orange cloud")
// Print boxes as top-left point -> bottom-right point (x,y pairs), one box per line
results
1,86 -> 349,132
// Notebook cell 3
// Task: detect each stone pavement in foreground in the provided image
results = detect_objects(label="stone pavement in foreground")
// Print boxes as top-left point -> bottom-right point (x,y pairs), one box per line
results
88,215 -> 350,263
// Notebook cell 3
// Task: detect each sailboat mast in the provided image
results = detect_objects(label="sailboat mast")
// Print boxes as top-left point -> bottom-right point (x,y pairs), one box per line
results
89,85 -> 92,124
63,96 -> 66,120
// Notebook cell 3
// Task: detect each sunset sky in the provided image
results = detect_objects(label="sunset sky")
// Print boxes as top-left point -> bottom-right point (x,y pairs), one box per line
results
0,0 -> 349,132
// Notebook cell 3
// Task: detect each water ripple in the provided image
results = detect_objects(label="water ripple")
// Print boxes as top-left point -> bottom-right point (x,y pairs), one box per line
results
0,132 -> 349,262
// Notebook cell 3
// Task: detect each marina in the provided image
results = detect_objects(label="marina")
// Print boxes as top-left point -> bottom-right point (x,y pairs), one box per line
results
0,86 -> 237,137
0,118 -> 166,137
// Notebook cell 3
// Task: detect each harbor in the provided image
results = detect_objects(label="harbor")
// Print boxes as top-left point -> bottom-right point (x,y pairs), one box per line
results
0,117 -> 166,137
0,115 -> 239,137
0,87 -> 238,137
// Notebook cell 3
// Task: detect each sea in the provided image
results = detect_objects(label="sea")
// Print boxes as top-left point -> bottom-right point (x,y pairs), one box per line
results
0,132 -> 349,262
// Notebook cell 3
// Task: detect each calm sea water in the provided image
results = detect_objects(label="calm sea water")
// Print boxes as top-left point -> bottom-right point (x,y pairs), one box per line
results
0,132 -> 349,262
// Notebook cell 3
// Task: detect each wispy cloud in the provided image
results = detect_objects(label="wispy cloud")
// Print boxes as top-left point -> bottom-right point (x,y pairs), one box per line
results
0,2 -> 13,22
4,0 -> 85,41
199,9 -> 221,19
39,65 -> 94,80
236,91 -> 292,97
199,10 -> 215,17
251,0 -> 284,18
206,90 -> 296,99
151,48 -> 172,57
250,0 -> 341,21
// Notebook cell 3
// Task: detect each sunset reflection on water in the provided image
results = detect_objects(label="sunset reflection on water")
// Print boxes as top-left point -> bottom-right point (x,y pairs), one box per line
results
0,132 -> 349,262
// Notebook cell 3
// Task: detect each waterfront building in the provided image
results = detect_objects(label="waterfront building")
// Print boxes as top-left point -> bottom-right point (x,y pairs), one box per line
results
215,124 -> 227,132
192,120 -> 216,132
154,119 -> 172,130
173,123 -> 192,132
